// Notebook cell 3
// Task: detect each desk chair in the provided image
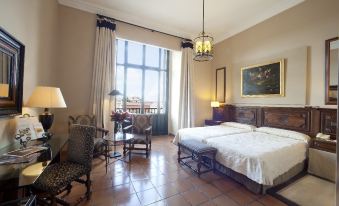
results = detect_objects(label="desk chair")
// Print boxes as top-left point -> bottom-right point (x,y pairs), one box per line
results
33,124 -> 95,206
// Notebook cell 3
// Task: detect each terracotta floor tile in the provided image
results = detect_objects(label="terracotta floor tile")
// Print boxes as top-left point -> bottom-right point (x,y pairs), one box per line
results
92,177 -> 113,191
90,188 -> 116,205
112,174 -> 131,186
132,179 -> 154,193
110,183 -> 135,199
212,194 -> 238,206
212,178 -> 240,193
182,188 -> 209,205
170,179 -> 194,193
115,193 -> 141,206
198,183 -> 222,198
227,187 -> 257,206
136,188 -> 162,206
248,201 -> 265,206
147,200 -> 167,206
155,184 -> 180,198
258,195 -> 287,206
165,194 -> 190,206
130,171 -> 149,181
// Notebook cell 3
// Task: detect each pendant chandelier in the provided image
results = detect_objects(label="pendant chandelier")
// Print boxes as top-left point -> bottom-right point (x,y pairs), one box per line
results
194,0 -> 213,61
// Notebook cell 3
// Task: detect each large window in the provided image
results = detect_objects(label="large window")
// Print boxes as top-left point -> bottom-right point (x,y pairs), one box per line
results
115,39 -> 169,114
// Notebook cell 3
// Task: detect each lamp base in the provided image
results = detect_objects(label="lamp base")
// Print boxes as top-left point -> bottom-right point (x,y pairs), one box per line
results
39,108 -> 54,137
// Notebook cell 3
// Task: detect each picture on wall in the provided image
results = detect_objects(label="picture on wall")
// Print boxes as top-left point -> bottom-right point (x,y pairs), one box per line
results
241,59 -> 284,97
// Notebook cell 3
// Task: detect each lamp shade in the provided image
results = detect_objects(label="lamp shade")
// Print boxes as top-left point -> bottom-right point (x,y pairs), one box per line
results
210,101 -> 220,108
108,89 -> 122,96
26,86 -> 67,108
0,83 -> 9,97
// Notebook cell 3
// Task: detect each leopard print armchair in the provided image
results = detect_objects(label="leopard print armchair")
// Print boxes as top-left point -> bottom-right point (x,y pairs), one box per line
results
123,114 -> 153,158
34,124 -> 96,205
68,115 -> 108,157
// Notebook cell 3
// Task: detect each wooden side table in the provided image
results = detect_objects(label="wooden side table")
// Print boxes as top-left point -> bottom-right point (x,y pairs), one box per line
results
311,138 -> 336,153
204,120 -> 223,126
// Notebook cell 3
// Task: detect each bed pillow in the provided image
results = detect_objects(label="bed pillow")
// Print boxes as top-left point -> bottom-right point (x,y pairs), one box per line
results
256,127 -> 310,142
221,122 -> 256,131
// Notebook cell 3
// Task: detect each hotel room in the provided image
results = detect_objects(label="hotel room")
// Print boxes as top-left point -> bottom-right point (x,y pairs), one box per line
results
0,0 -> 338,205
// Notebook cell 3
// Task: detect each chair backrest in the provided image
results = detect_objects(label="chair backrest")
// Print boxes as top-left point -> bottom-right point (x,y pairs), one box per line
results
67,124 -> 95,169
68,115 -> 96,133
132,114 -> 153,134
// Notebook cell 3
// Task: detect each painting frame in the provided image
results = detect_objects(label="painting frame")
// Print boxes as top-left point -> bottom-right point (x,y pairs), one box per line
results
241,59 -> 285,97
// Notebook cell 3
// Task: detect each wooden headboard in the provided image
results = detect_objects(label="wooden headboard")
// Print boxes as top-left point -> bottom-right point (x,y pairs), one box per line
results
222,105 -> 336,139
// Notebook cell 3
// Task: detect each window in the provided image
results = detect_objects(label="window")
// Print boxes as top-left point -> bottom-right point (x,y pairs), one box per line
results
115,39 -> 169,114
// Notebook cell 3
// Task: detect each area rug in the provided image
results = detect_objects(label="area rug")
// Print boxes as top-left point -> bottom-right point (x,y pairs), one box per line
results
270,174 -> 334,206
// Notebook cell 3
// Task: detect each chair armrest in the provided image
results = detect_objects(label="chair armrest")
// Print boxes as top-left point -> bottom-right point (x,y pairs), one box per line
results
96,127 -> 109,137
145,126 -> 152,135
123,125 -> 133,133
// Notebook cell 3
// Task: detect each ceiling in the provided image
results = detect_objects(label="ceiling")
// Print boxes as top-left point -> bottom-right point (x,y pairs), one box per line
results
58,0 -> 304,43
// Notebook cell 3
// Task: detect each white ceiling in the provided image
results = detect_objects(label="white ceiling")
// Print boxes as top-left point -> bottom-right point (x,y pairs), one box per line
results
58,0 -> 304,43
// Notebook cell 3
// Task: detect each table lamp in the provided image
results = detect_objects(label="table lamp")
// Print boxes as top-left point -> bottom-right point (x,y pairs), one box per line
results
211,101 -> 224,121
26,86 -> 67,138
0,83 -> 9,97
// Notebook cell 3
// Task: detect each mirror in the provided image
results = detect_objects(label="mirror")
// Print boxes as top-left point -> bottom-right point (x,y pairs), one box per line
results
325,37 -> 339,105
216,67 -> 226,103
0,27 -> 25,115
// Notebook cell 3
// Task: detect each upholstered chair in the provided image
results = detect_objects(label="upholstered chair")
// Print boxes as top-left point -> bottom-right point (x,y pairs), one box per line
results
33,124 -> 95,206
123,114 -> 153,158
68,115 -> 108,157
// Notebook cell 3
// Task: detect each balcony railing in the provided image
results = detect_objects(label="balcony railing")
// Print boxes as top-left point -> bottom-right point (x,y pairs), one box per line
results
116,107 -> 163,114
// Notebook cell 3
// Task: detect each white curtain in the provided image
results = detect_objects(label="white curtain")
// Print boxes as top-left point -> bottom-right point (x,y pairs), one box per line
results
90,15 -> 116,132
178,41 -> 195,129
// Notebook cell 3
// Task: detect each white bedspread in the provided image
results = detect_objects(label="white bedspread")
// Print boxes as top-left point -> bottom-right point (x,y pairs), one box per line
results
173,125 -> 251,145
206,132 -> 308,185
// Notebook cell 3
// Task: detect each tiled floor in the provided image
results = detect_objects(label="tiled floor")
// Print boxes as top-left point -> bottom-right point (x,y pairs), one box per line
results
65,136 -> 287,206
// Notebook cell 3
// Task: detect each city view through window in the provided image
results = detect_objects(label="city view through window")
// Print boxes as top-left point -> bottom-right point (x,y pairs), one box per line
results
115,39 -> 168,114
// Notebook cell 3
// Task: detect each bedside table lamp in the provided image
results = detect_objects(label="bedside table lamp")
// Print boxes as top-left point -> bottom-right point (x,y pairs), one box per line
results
211,101 -> 224,121
26,86 -> 67,138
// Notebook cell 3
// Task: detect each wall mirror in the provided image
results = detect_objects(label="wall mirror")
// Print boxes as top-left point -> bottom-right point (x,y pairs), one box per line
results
325,37 -> 339,105
0,27 -> 25,116
216,67 -> 226,103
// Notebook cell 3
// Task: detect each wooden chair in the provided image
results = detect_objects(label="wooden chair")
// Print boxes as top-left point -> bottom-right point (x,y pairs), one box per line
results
68,115 -> 108,157
33,124 -> 95,206
123,114 -> 153,158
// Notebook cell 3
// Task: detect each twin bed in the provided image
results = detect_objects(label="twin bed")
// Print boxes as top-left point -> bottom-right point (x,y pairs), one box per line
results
174,122 -> 310,193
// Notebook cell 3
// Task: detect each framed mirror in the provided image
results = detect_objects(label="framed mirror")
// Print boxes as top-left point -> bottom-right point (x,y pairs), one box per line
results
216,67 -> 226,103
0,27 -> 25,116
325,37 -> 339,105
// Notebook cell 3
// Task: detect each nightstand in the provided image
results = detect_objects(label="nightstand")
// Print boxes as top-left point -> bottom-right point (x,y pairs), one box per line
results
204,120 -> 223,126
308,138 -> 336,182
311,138 -> 336,153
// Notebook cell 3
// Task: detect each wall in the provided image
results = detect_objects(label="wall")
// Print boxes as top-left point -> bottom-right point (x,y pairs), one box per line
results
0,0 -> 59,148
55,5 -> 213,133
212,0 -> 339,107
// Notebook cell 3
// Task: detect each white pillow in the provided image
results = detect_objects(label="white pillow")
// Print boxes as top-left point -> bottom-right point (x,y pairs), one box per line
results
256,127 -> 310,142
221,122 -> 256,131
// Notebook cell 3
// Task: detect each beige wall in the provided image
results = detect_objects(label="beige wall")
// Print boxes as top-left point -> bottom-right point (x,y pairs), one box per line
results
212,0 -> 339,107
0,0 -> 59,148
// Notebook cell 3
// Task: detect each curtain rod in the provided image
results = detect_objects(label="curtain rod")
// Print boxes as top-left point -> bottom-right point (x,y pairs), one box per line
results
109,16 -> 189,41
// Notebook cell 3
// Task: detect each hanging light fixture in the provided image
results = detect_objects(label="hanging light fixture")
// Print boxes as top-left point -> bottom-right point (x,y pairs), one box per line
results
194,0 -> 213,61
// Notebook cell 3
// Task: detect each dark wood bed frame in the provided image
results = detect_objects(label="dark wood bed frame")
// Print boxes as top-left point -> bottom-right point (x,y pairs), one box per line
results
209,105 -> 337,195
218,105 -> 337,139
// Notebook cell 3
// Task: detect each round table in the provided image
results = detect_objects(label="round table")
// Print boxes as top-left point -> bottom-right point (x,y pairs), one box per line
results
103,133 -> 134,173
